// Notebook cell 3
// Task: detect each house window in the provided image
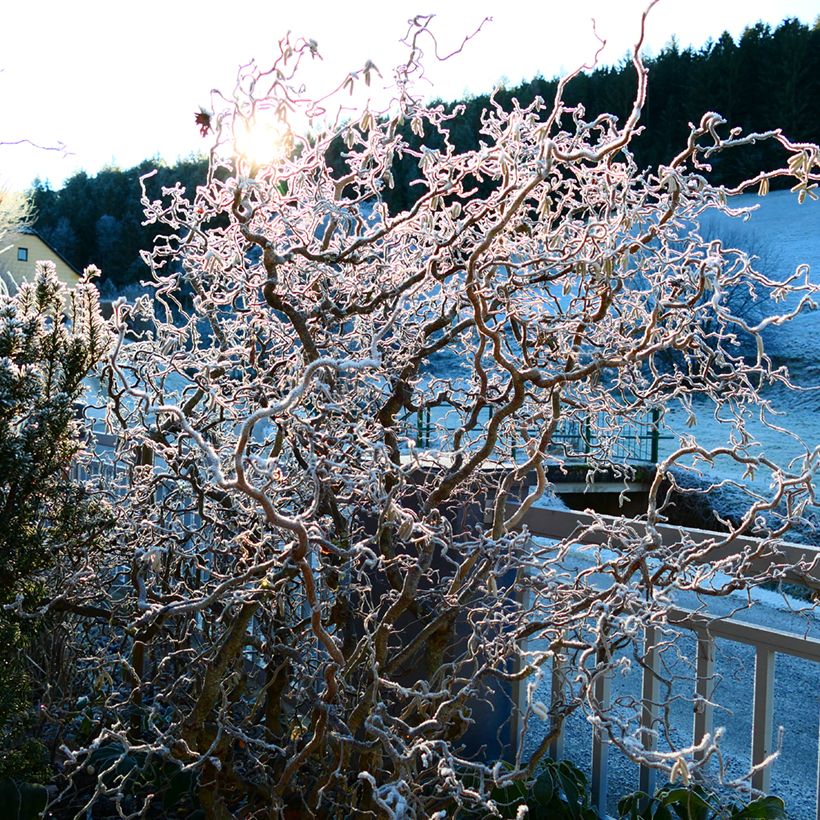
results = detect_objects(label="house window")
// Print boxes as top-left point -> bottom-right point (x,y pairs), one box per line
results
17,247 -> 28,262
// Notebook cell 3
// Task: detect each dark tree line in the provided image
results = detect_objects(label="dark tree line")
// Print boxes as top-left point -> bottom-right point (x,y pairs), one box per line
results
30,17 -> 820,292
30,158 -> 209,293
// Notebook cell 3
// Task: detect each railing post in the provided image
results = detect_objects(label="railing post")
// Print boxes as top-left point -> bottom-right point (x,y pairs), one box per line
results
650,406 -> 660,463
640,625 -> 660,799
751,647 -> 776,794
816,707 -> 820,820
591,652 -> 612,814
509,584 -> 530,760
693,633 -> 716,766
549,651 -> 565,761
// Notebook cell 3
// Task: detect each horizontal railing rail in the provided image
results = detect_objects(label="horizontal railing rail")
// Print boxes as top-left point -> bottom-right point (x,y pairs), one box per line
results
515,505 -> 820,591
69,430 -> 121,483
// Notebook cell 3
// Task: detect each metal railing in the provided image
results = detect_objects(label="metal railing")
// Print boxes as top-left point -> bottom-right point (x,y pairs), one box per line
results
508,505 -> 820,817
69,431 -> 121,484
403,404 -> 668,464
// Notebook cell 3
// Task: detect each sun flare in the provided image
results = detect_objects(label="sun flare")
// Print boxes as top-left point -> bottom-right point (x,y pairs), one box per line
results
234,116 -> 293,168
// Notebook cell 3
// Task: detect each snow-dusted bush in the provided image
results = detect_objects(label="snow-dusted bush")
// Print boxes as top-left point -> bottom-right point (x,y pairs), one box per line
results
0,263 -> 110,780
43,14 -> 820,819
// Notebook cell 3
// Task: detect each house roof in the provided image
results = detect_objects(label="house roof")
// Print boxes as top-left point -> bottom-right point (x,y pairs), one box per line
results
13,227 -> 82,278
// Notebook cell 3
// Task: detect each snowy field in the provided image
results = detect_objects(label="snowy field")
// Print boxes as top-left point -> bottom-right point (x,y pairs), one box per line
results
717,190 -> 820,361
658,190 -> 820,486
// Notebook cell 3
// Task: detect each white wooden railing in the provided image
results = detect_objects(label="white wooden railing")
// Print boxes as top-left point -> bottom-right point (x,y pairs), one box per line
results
508,505 -> 820,817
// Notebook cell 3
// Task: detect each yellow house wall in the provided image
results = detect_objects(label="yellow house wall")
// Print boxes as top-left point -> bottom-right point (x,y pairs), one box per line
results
0,231 -> 81,293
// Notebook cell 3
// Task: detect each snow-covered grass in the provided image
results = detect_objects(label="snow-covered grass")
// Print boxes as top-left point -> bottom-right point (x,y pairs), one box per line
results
705,191 -> 820,354
657,191 -> 819,521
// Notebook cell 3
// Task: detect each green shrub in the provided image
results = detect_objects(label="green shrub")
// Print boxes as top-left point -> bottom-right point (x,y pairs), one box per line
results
618,784 -> 787,820
0,262 -> 110,780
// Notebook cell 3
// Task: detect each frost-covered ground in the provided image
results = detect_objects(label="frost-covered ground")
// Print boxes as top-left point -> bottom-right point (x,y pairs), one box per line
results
713,190 -> 820,360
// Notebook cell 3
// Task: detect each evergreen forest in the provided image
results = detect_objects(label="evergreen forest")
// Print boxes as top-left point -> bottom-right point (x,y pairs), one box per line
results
29,17 -> 820,293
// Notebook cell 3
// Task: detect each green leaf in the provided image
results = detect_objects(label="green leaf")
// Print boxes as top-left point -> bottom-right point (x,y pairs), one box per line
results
0,779 -> 48,820
617,791 -> 650,818
77,714 -> 93,741
532,769 -> 554,805
491,779 -> 528,819
556,767 -> 583,820
88,743 -> 143,786
618,783 -> 785,820
162,768 -> 196,810
658,786 -> 712,820
731,796 -> 787,819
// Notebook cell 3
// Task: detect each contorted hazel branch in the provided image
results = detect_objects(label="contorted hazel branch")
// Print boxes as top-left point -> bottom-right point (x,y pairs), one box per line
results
50,9 -> 820,819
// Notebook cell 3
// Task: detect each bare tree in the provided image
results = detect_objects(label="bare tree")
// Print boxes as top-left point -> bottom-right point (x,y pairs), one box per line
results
43,10 -> 820,819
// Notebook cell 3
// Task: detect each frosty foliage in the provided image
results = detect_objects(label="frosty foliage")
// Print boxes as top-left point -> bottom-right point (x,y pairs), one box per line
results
0,262 -> 111,780
39,12 -> 820,820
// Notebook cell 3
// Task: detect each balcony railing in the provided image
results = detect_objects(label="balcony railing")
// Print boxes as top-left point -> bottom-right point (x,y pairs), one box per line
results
508,505 -> 820,817
402,404 -> 669,464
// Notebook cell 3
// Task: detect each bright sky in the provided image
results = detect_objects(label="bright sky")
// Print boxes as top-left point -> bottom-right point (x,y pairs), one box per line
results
2,0 -> 817,192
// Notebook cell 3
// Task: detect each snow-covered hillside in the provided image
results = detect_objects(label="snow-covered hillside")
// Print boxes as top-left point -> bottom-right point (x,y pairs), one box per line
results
659,190 -> 820,493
